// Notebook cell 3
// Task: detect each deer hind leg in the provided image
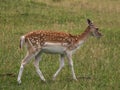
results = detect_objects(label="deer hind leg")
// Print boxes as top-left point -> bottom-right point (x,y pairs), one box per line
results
34,52 -> 46,82
53,54 -> 65,80
66,52 -> 77,81
17,52 -> 35,84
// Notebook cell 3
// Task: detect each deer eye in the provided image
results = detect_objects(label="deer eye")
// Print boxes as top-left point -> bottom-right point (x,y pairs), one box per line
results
96,27 -> 99,30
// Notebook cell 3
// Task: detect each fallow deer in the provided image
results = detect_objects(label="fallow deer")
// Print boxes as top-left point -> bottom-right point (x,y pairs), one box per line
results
17,19 -> 102,84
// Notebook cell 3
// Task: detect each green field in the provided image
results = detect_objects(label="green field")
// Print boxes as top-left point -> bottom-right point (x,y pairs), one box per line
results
0,0 -> 120,90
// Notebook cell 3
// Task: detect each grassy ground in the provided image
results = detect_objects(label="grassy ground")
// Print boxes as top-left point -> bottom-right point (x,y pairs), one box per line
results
0,0 -> 120,90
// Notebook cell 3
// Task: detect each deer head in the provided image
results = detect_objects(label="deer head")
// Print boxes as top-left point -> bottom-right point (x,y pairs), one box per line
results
87,19 -> 102,38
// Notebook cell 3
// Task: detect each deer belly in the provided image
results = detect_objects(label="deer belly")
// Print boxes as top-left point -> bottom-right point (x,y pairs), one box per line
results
41,42 -> 67,54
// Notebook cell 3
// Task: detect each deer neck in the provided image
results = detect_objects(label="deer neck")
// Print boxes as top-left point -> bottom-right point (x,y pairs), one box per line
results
78,26 -> 91,41
72,26 -> 91,49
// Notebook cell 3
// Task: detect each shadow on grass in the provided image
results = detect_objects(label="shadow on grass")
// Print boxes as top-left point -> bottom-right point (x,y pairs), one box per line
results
0,73 -> 16,77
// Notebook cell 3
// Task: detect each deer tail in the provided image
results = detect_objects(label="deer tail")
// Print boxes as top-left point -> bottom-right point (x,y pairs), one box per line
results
20,36 -> 25,49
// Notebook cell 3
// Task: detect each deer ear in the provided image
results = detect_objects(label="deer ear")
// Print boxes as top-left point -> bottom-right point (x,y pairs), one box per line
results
87,19 -> 93,25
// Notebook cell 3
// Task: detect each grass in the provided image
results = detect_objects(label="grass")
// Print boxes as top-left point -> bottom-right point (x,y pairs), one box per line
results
0,0 -> 120,90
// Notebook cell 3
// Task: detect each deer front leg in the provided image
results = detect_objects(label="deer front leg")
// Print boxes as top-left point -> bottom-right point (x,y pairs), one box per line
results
53,54 -> 65,80
66,51 -> 77,81
34,52 -> 46,82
